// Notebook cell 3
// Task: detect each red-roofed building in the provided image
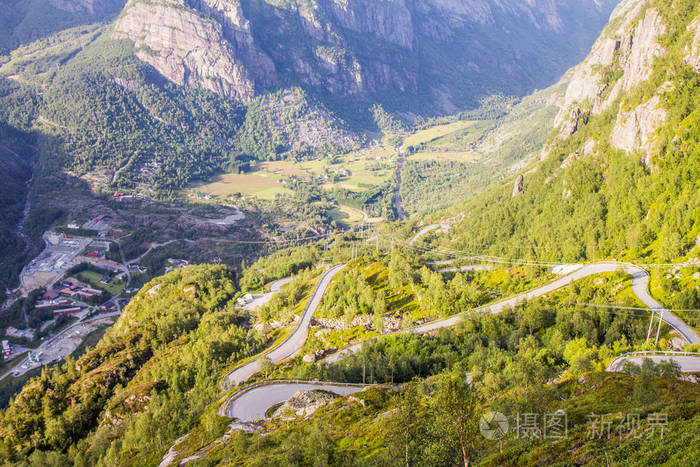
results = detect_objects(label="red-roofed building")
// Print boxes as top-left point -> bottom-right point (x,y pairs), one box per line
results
53,307 -> 82,317
81,288 -> 103,296
41,290 -> 59,301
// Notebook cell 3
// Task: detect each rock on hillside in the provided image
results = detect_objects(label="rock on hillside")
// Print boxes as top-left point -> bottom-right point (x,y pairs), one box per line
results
554,0 -> 663,128
551,0 -> 699,165
686,17 -> 700,73
113,0 -> 619,113
271,389 -> 338,420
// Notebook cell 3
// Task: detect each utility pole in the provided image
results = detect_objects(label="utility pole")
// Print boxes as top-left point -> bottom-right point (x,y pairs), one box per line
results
646,311 -> 655,342
655,310 -> 665,345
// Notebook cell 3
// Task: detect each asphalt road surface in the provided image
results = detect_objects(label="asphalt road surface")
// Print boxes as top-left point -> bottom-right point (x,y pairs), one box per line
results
222,265 -> 345,388
409,224 -> 450,245
607,352 -> 700,372
226,382 -> 366,420
325,262 -> 699,364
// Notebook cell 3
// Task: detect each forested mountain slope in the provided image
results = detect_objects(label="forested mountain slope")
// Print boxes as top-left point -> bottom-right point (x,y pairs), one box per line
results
0,2 -> 698,466
439,0 -> 700,264
0,123 -> 34,297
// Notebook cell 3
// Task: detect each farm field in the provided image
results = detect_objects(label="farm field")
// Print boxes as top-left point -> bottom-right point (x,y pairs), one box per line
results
408,151 -> 482,162
189,173 -> 291,200
191,144 -> 395,201
328,205 -> 368,228
401,120 -> 478,150
300,145 -> 395,192
255,161 -> 311,181
74,270 -> 125,296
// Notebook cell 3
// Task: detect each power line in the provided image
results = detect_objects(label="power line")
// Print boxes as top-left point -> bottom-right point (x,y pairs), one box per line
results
563,302 -> 700,314
370,232 -> 700,269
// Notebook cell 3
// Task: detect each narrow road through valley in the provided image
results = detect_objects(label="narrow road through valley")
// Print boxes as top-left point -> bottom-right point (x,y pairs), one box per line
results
394,156 -> 407,221
408,223 -> 450,245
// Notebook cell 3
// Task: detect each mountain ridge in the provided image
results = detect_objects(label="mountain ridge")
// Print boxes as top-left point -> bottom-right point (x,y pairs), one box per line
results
112,0 -> 620,113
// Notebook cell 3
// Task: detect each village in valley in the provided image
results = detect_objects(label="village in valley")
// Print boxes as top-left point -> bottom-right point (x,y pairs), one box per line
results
1,212 -> 195,381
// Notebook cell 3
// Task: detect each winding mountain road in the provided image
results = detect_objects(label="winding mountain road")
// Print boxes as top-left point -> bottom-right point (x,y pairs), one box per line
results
217,261 -> 699,423
162,259 -> 700,467
415,262 -> 698,342
325,262 -> 699,364
409,223 -> 451,245
221,264 -> 345,388
222,380 -> 369,420
607,351 -> 700,372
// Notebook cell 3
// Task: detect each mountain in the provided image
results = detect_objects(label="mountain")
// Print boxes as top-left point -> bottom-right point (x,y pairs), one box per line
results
0,0 -> 125,54
112,0 -> 620,113
1,1 -> 699,464
0,265 -> 263,461
441,0 -> 700,264
0,0 -> 620,197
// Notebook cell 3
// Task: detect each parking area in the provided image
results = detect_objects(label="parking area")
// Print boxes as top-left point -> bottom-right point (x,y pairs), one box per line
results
19,232 -> 92,294
8,316 -> 117,378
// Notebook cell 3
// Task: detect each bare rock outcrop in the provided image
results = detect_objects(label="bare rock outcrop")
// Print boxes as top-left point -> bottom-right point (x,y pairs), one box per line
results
685,17 -> 700,74
113,0 -> 273,103
610,95 -> 667,167
512,174 -> 524,197
621,9 -> 667,92
110,0 -> 618,111
553,2 -> 667,133
271,390 -> 338,421
553,0 -> 647,129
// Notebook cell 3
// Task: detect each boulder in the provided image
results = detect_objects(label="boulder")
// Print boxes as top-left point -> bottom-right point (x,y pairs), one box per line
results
512,174 -> 524,197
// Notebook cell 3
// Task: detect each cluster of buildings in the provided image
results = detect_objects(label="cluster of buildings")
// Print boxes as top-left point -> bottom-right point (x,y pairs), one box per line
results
51,307 -> 83,317
34,290 -> 88,318
59,284 -> 103,301
128,263 -> 148,274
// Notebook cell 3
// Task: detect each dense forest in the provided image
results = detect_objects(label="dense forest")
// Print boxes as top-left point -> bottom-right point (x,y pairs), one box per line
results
0,123 -> 33,296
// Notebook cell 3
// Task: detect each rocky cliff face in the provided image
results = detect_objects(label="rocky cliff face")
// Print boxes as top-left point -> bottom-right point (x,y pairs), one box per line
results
686,17 -> 700,73
554,0 -> 657,127
551,0 -> 700,167
112,0 -> 619,113
113,0 -> 274,102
